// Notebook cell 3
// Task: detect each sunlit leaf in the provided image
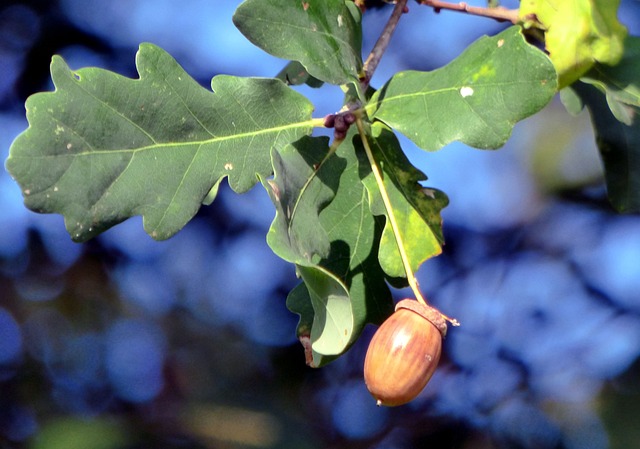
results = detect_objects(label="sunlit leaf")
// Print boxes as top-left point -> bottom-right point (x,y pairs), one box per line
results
359,123 -> 448,280
5,44 -> 314,242
520,0 -> 627,88
367,26 -> 557,151
233,0 -> 363,85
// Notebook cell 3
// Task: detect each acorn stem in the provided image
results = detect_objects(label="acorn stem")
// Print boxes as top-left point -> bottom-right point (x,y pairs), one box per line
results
355,118 -> 460,328
355,117 -> 428,307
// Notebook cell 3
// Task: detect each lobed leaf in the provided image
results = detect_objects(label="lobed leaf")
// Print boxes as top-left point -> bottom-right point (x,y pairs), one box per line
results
233,0 -> 363,86
367,26 -> 557,151
359,123 -> 448,280
5,44 -> 314,242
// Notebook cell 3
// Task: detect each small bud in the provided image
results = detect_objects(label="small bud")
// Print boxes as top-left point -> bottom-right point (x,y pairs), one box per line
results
343,112 -> 356,125
333,114 -> 347,133
323,114 -> 336,128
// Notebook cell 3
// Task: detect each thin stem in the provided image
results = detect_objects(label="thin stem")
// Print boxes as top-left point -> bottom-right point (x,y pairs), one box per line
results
355,117 -> 460,326
418,0 -> 519,24
361,0 -> 409,91
355,117 -> 425,303
311,117 -> 328,128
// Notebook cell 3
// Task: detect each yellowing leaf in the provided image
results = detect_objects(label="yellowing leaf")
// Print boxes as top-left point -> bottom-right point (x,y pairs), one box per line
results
520,0 -> 628,88
358,124 -> 448,280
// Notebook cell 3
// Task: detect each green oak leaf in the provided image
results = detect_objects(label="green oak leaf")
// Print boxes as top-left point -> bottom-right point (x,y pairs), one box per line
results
233,0 -> 363,85
358,123 -> 448,280
520,0 -> 627,89
264,136 -> 345,265
367,26 -> 557,151
569,81 -> 640,213
320,135 -> 392,329
5,43 -> 314,242
266,132 -> 392,366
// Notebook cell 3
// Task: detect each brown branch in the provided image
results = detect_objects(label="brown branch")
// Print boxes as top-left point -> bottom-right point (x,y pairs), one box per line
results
361,0 -> 409,91
418,0 -> 519,24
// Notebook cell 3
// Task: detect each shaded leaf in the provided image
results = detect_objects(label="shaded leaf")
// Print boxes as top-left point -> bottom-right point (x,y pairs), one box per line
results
520,0 -> 627,88
5,44 -> 314,242
264,136 -> 345,265
267,133 -> 392,365
285,282 -> 340,368
367,26 -> 557,151
276,61 -> 324,88
570,81 -> 640,213
233,0 -> 363,85
297,265 -> 352,357
358,123 -> 448,280
580,36 -> 640,125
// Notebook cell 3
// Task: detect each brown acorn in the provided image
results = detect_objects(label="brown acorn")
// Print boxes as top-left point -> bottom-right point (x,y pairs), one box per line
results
364,299 -> 447,406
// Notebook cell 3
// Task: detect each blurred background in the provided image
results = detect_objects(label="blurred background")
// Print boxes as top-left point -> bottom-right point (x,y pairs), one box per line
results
2,0 -> 640,448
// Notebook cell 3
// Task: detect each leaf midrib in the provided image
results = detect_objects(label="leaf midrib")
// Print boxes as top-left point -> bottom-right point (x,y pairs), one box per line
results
15,119 -> 316,159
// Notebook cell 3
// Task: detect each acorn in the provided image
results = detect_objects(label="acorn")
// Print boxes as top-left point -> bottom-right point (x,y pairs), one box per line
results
364,299 -> 447,406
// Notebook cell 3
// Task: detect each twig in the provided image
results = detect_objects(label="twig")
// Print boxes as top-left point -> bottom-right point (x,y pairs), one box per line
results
418,0 -> 519,24
361,0 -> 409,91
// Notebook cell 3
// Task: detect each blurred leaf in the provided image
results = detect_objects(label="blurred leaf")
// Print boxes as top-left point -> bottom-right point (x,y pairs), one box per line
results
520,0 -> 627,88
30,418 -> 129,449
601,363 -> 640,449
367,27 -> 557,151
277,61 -> 324,88
268,132 -> 392,365
570,81 -> 640,212
528,105 -> 603,192
5,44 -> 314,242
559,37 -> 640,211
359,123 -> 448,280
233,0 -> 363,85
559,86 -> 585,116
580,36 -> 640,125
